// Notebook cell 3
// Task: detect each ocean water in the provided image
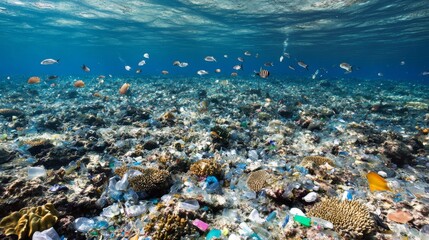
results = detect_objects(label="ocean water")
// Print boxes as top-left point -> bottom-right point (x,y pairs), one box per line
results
0,0 -> 428,81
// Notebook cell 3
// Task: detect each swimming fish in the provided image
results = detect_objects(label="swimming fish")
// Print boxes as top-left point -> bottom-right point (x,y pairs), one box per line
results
255,53 -> 259,58
264,62 -> 274,67
136,69 -> 141,74
378,72 -> 384,77
312,69 -> 319,80
231,72 -> 238,77
400,60 -> 405,65
82,64 -> 90,72
233,64 -> 242,71
48,75 -> 58,80
244,51 -> 251,56
119,83 -> 130,94
173,60 -> 181,66
161,70 -> 169,75
125,65 -> 131,71
297,61 -> 308,70
215,69 -> 221,73
224,54 -> 228,58
280,56 -> 284,62
197,70 -> 208,76
366,171 -> 391,192
179,62 -> 188,68
143,53 -> 149,59
422,71 -> 429,76
74,80 -> 85,88
255,68 -> 270,78
97,75 -> 106,79
237,57 -> 244,62
138,60 -> 146,66
41,59 -> 59,65
204,56 -> 216,62
284,53 -> 290,58
288,65 -> 295,71
339,62 -> 353,72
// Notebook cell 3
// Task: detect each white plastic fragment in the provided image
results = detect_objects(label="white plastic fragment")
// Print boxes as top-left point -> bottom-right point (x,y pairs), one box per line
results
32,227 -> 60,240
302,192 -> 318,202
289,208 -> 306,217
28,166 -> 47,179
311,217 -> 334,229
248,209 -> 266,224
377,171 -> 387,177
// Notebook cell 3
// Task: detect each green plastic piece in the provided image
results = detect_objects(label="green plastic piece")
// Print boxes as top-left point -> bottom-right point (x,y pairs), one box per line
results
293,215 -> 311,227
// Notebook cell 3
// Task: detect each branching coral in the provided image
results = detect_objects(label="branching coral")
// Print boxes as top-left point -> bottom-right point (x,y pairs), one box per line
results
114,166 -> 172,195
307,198 -> 375,239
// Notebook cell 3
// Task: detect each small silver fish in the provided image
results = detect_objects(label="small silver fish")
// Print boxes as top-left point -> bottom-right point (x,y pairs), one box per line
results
224,54 -> 228,58
297,61 -> 308,70
82,64 -> 90,72
284,53 -> 290,58
143,53 -> 150,59
423,71 -> 429,76
244,51 -> 251,56
179,62 -> 188,67
41,58 -> 59,65
233,64 -> 242,70
204,56 -> 216,62
136,69 -> 142,74
138,60 -> 146,66
377,72 -> 383,77
288,65 -> 295,71
339,62 -> 352,72
197,70 -> 208,76
125,65 -> 131,71
280,56 -> 284,62
400,61 -> 405,66
237,57 -> 244,62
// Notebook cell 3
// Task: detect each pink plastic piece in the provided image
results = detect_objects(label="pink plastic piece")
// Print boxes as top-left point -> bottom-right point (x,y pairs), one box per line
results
192,219 -> 209,231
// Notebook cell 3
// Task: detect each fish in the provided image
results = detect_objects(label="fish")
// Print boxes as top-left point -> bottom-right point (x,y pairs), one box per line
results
378,72 -> 383,77
280,56 -> 284,62
173,60 -> 181,66
255,68 -> 270,78
284,53 -> 290,58
48,75 -> 58,80
224,54 -> 228,58
231,72 -> 238,77
138,60 -> 146,66
288,65 -> 295,71
233,64 -> 242,71
366,172 -> 391,192
400,60 -> 405,65
161,70 -> 169,75
237,57 -> 244,62
215,69 -> 221,73
422,71 -> 429,76
264,62 -> 274,67
143,53 -> 149,59
204,56 -> 216,62
28,76 -> 41,84
244,51 -> 251,56
339,62 -> 352,72
97,75 -> 105,79
197,70 -> 208,76
74,80 -> 85,88
125,65 -> 131,71
297,61 -> 308,70
136,69 -> 141,74
82,64 -> 90,72
312,69 -> 319,80
40,59 -> 59,65
179,62 -> 188,68
119,83 -> 130,95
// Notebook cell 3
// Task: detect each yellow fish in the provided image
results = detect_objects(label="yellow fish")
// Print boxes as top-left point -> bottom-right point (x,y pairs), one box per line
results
366,171 -> 391,192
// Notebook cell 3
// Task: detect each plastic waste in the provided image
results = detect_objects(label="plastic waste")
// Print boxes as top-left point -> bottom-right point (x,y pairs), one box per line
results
74,217 -> 95,233
123,189 -> 139,203
248,150 -> 259,161
205,176 -> 222,194
115,173 -> 129,191
101,203 -> 121,218
341,189 -> 353,201
178,199 -> 200,211
238,222 -> 254,236
32,227 -> 60,240
302,192 -> 318,202
28,166 -> 46,179
289,208 -> 305,217
248,209 -> 266,224
206,229 -> 222,240
193,219 -> 209,231
266,211 -> 277,222
293,215 -> 311,227
228,234 -> 241,240
125,202 -> 147,217
311,217 -> 334,229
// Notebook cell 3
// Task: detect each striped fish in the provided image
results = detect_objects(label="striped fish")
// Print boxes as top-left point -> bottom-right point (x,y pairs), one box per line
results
255,68 -> 270,78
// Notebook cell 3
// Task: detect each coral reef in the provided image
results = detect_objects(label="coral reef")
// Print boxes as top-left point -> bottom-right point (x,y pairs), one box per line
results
0,109 -> 24,118
0,203 -> 59,240
115,166 -> 172,195
144,208 -> 197,240
301,156 -> 335,168
210,125 -> 230,149
307,198 -> 375,239
189,159 -> 221,177
246,170 -> 270,192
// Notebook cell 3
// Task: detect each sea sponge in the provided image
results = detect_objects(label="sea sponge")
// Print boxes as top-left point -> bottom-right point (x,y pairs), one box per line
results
189,159 -> 221,177
306,198 -> 375,239
246,170 -> 270,192
301,156 -> 335,169
0,203 -> 59,240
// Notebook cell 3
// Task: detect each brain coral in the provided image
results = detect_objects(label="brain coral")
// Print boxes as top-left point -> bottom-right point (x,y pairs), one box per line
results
246,170 -> 270,192
0,203 -> 59,240
189,159 -> 221,177
307,198 -> 375,239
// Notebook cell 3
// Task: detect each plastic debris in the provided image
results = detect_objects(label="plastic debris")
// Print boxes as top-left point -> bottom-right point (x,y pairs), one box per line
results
289,208 -> 305,217
193,219 -> 209,231
311,217 -> 334,229
206,229 -> 222,240
281,215 -> 290,228
266,211 -> 277,222
302,192 -> 318,202
178,199 -> 200,211
238,222 -> 254,236
248,209 -> 266,224
49,184 -> 68,192
125,202 -> 147,217
102,203 -> 121,218
248,150 -> 259,160
28,166 -> 47,179
228,233 -> 240,240
74,217 -> 95,233
205,176 -> 222,194
341,189 -> 353,201
32,227 -> 60,240
293,215 -> 311,227
115,173 -> 129,191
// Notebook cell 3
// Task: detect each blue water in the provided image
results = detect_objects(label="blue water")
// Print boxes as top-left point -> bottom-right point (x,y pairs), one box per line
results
0,0 -> 428,81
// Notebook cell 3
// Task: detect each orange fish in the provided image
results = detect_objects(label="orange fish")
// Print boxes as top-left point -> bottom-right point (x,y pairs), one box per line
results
366,172 -> 391,192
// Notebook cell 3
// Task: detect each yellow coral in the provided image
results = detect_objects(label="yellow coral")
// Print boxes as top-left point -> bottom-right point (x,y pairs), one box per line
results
0,203 -> 59,240
307,198 -> 375,239
189,159 -> 221,177
246,170 -> 270,192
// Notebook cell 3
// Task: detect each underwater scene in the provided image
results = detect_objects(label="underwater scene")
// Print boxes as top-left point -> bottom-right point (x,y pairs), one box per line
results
1,0 -> 429,239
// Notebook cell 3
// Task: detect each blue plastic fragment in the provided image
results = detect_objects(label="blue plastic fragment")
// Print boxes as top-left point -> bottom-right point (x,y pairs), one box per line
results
393,193 -> 403,202
249,233 -> 263,240
206,229 -> 222,240
266,211 -> 277,222
282,215 -> 290,228
206,176 -> 218,184
236,163 -> 247,169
